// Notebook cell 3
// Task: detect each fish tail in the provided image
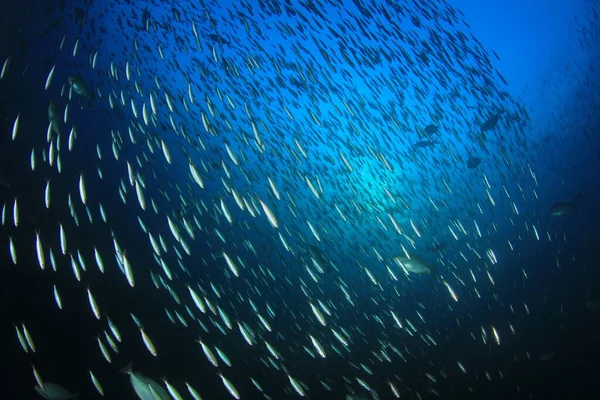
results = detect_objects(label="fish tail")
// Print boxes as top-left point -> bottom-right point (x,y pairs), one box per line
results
119,361 -> 133,374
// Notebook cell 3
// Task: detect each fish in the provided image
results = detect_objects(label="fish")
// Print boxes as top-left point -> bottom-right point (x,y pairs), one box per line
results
141,8 -> 151,30
73,8 -> 87,32
538,352 -> 555,362
346,394 -> 371,400
89,371 -> 104,396
423,124 -> 439,135
585,300 -> 600,311
549,193 -> 581,216
67,75 -> 94,106
34,382 -> 78,399
480,111 -> 503,133
412,140 -> 437,149
393,253 -> 436,275
308,244 -> 330,273
48,100 -> 62,137
120,362 -> 170,400
39,17 -> 62,38
0,171 -> 10,188
466,156 -> 482,169
208,34 -> 231,45
0,0 -> 570,396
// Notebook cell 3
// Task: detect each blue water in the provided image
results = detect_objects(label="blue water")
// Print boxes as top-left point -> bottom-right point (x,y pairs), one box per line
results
0,0 -> 599,399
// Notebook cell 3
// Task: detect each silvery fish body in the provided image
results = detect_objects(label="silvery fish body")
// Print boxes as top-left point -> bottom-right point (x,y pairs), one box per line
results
34,383 -> 78,399
67,75 -> 92,99
120,362 -> 170,400
393,253 -> 433,274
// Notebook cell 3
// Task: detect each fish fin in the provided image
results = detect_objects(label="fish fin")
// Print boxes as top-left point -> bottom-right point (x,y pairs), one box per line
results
119,361 -> 133,374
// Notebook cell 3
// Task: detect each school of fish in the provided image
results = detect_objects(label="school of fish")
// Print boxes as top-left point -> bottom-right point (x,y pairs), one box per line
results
1,0 -> 599,399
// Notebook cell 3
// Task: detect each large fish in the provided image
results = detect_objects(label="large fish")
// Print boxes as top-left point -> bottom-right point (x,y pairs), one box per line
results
208,33 -> 231,45
412,140 -> 437,150
480,111 -> 503,133
346,395 -> 371,400
467,156 -> 482,169
393,253 -> 435,275
34,382 -> 78,399
423,123 -> 439,135
120,362 -> 170,400
549,193 -> 581,216
67,75 -> 93,105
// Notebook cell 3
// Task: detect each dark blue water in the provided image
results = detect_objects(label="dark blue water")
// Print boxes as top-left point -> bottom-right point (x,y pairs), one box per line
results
0,0 -> 599,399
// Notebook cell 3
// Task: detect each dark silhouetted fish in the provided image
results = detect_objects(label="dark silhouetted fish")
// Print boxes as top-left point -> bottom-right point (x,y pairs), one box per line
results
423,124 -> 439,135
480,111 -> 503,133
467,156 -> 482,169
172,7 -> 181,22
0,172 -> 10,188
308,245 -> 330,274
40,17 -> 62,38
549,193 -> 581,216
413,140 -> 437,149
74,7 -> 87,33
586,300 -> 600,311
141,8 -> 151,30
208,34 -> 231,45
538,352 -> 555,362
